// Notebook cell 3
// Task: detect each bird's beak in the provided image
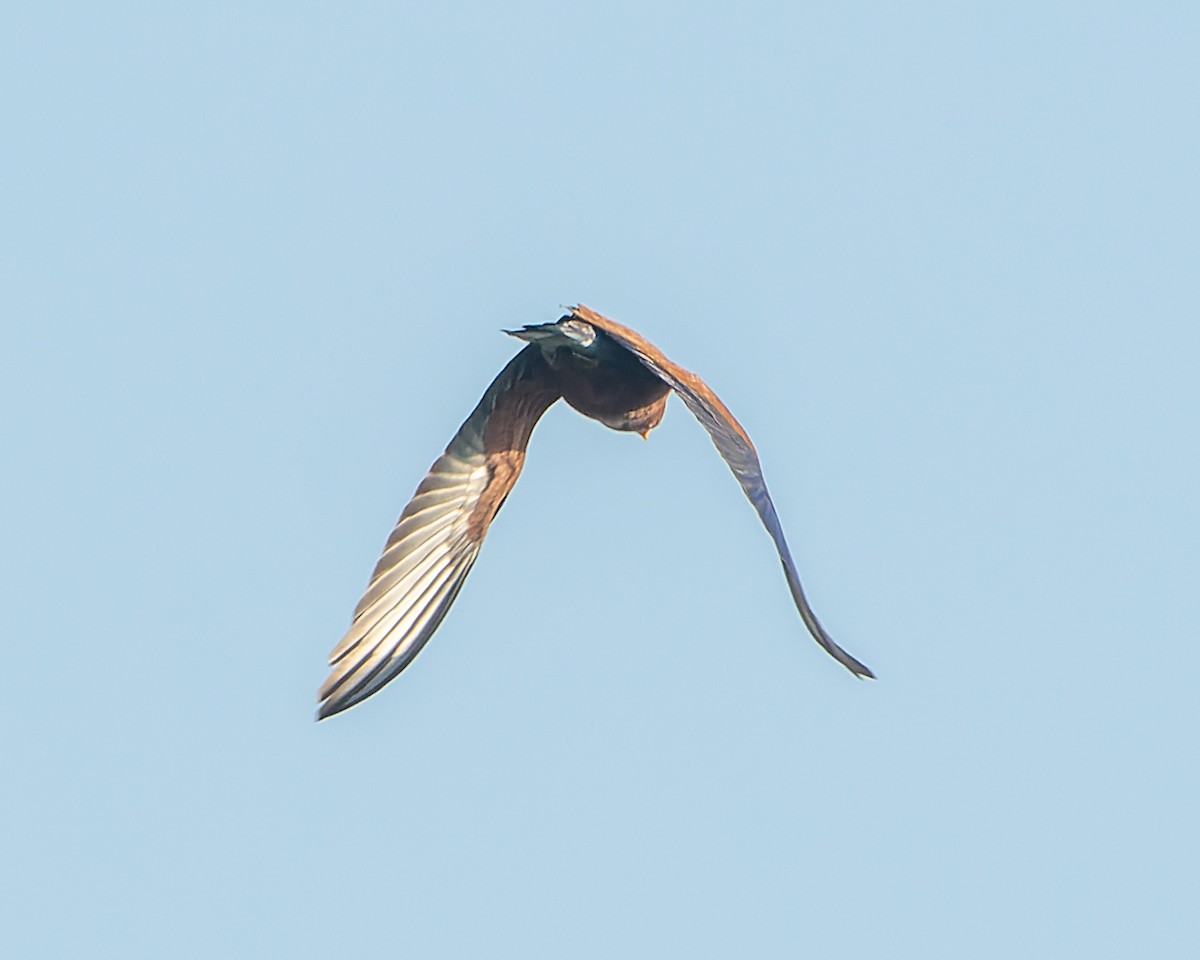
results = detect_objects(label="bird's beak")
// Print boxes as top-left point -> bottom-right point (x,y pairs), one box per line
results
504,323 -> 558,343
505,320 -> 597,349
638,428 -> 651,440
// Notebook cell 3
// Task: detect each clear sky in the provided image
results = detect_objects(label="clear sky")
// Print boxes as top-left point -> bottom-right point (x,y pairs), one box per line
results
3,2 -> 1197,957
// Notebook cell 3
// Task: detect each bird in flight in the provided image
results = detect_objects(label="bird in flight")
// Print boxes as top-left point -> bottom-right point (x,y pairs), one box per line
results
317,304 -> 873,719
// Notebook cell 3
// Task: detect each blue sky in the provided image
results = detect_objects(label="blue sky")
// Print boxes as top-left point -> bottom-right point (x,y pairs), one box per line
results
3,2 -> 1198,956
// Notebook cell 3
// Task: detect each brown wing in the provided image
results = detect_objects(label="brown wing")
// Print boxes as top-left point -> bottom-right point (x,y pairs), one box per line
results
317,345 -> 560,719
571,305 -> 874,679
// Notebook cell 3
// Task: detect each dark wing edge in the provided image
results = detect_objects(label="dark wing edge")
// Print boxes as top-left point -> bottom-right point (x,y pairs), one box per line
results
572,304 -> 874,679
317,345 -> 560,719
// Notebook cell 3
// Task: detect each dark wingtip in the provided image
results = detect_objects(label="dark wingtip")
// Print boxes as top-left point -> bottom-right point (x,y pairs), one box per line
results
822,635 -> 875,680
783,563 -> 876,682
315,692 -> 350,722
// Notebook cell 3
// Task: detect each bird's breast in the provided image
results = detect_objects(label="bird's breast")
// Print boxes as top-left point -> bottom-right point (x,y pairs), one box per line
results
553,353 -> 670,435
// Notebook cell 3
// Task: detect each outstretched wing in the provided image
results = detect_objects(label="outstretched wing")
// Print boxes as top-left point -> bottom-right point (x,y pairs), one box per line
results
571,304 -> 874,679
318,345 -> 560,719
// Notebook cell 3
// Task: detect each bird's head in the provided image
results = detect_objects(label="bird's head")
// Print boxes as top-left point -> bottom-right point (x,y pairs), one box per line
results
505,317 -> 597,351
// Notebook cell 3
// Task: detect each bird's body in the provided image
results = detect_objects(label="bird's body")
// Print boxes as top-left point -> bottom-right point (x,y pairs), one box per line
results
511,316 -> 671,433
317,305 -> 872,719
